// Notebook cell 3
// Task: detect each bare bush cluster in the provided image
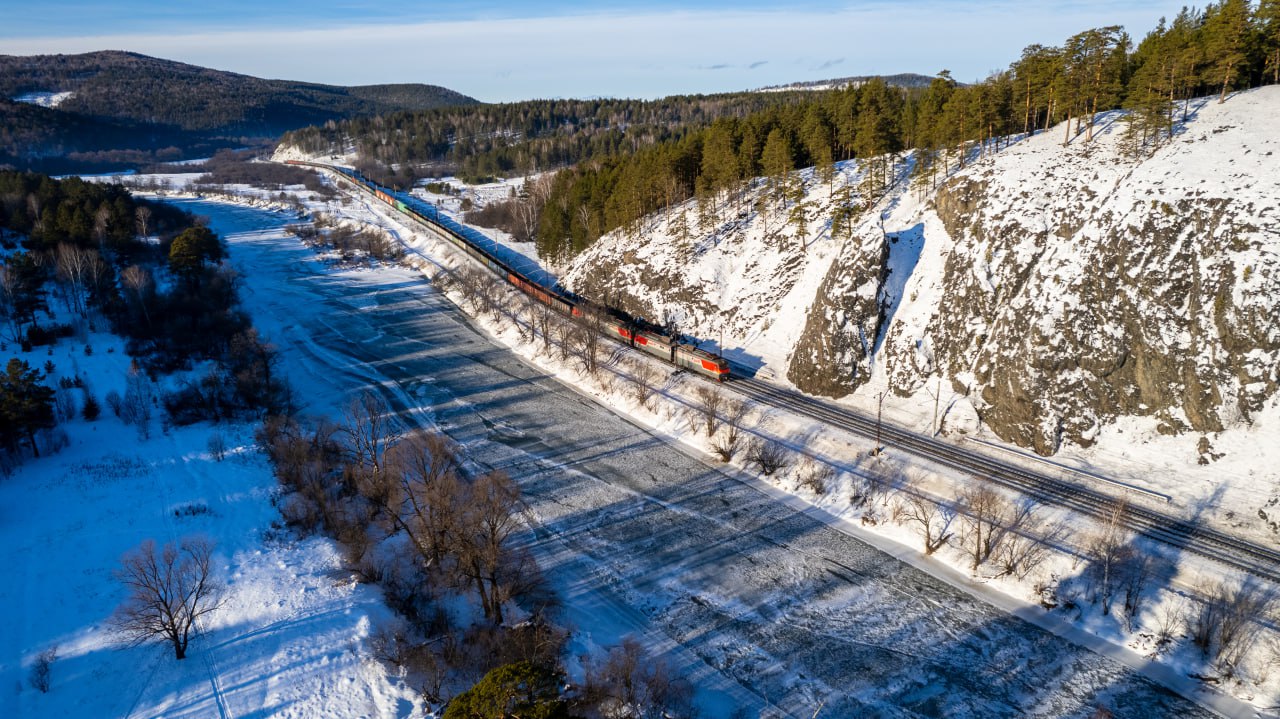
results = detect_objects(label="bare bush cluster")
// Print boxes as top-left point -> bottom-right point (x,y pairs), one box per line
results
257,391 -> 554,702
1186,577 -> 1277,676
710,397 -> 750,462
581,637 -> 696,719
625,360 -> 663,411
746,437 -> 791,476
28,647 -> 56,693
795,456 -> 835,495
291,215 -> 401,261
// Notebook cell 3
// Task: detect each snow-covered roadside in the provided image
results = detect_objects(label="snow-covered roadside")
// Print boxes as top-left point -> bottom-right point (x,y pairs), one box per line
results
1,209 -> 420,718
286,166 -> 1279,714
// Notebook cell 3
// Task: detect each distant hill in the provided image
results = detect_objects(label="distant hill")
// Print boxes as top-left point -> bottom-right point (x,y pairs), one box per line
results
0,51 -> 478,171
757,73 -> 941,92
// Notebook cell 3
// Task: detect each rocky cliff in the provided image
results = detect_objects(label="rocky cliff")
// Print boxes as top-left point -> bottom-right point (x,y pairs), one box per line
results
563,88 -> 1280,460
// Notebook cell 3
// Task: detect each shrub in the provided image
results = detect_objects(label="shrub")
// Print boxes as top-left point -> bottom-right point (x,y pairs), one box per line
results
28,647 -> 56,693
82,392 -> 101,421
106,389 -> 123,417
25,323 -> 74,347
207,431 -> 227,461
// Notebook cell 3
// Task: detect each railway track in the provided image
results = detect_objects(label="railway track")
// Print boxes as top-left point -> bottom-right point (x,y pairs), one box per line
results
297,158 -> 1280,587
732,376 -> 1280,585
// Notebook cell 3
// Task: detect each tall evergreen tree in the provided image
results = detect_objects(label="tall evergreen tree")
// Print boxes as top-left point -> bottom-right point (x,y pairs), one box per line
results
1257,0 -> 1280,83
1202,0 -> 1254,101
0,358 -> 56,457
760,128 -> 795,204
853,78 -> 903,194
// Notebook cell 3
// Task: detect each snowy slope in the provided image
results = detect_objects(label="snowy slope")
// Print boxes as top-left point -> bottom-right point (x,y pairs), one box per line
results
561,87 -> 1280,540
1,212 -> 420,719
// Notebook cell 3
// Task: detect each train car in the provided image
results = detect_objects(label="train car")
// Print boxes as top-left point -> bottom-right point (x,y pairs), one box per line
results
674,344 -> 730,382
285,159 -> 732,383
632,329 -> 676,362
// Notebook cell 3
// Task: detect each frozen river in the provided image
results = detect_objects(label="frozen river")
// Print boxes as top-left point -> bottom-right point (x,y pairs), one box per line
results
193,198 -> 1218,719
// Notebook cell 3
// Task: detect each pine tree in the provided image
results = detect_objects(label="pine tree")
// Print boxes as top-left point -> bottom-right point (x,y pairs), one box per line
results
853,78 -> 903,195
1062,26 -> 1128,144
0,358 -> 56,457
1258,0 -> 1280,84
760,128 -> 795,205
1202,0 -> 1253,102
801,106 -> 837,189
699,119 -> 740,212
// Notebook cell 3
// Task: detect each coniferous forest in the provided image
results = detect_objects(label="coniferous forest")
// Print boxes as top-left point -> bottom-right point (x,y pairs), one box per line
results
288,0 -> 1280,262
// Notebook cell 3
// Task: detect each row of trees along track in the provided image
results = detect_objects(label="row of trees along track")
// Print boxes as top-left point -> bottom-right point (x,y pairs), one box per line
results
733,377 -> 1280,586
297,159 -> 1280,589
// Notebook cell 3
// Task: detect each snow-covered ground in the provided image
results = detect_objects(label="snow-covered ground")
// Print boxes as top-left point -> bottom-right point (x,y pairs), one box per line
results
0,297 -> 420,716
12,91 -> 74,108
236,165 -> 1273,713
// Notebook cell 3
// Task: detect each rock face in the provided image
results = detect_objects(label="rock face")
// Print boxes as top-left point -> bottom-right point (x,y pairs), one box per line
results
785,230 -> 887,397
906,95 -> 1280,454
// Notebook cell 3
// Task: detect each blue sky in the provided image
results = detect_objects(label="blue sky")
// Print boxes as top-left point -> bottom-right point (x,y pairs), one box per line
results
1,1 -> 1189,102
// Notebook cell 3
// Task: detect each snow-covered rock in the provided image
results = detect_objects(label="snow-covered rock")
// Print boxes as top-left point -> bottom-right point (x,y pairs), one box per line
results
564,87 -> 1280,459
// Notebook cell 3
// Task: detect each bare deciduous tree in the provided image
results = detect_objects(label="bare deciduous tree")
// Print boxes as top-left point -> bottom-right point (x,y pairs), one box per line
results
1189,577 -> 1279,674
955,484 -> 1010,573
746,437 -> 790,476
899,495 -> 956,555
54,244 -> 95,317
1119,553 -> 1155,632
343,390 -> 401,475
1087,499 -> 1130,615
458,470 -> 525,624
28,647 -> 56,693
135,206 -> 152,240
574,306 -> 607,377
371,431 -> 465,571
112,537 -> 222,660
993,502 -> 1068,580
710,398 -> 750,462
92,204 -> 111,250
120,265 -> 153,329
692,385 -> 723,438
586,637 -> 695,719
626,360 -> 662,411
533,297 -> 557,354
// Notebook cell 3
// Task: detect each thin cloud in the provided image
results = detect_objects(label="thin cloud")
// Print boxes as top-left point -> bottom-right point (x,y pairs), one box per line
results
3,3 -> 1187,101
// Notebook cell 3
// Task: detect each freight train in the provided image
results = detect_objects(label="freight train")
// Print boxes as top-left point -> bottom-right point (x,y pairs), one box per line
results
285,160 -> 731,382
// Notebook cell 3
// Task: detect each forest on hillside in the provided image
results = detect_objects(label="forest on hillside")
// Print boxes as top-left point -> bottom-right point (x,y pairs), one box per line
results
280,91 -> 839,184
531,0 -> 1280,260
287,0 -> 1279,262
0,171 -> 290,463
0,51 -> 479,173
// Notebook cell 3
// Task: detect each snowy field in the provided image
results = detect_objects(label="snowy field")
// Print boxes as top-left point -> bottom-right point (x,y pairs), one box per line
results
0,297 -> 421,715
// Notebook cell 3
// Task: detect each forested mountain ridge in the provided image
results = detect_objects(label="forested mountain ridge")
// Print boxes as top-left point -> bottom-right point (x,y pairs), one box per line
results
0,51 -> 476,172
276,91 -> 834,185
281,1 -> 1280,262
757,73 -> 939,91
533,0 -> 1280,261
